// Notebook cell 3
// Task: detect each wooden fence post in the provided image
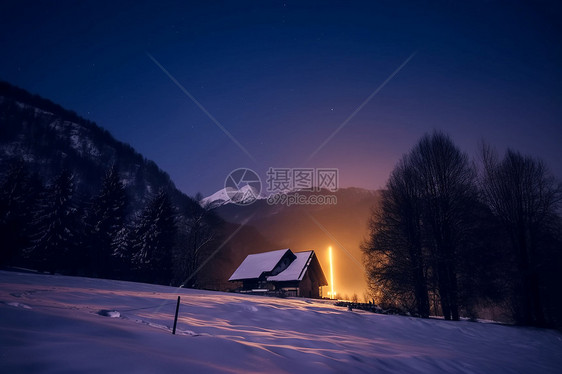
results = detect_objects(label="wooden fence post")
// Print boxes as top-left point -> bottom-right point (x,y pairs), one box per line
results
172,296 -> 180,335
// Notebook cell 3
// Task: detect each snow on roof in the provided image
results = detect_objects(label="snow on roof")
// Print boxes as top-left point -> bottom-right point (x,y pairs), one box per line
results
229,249 -> 291,281
267,251 -> 313,282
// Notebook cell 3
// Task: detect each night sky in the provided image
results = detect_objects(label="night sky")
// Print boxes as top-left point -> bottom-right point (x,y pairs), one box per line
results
1,1 -> 561,197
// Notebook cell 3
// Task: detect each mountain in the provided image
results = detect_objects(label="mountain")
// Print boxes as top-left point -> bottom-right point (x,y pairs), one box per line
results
0,81 -> 380,297
0,81 -> 228,283
200,184 -> 263,209
0,81 -> 294,291
0,81 -> 198,214
208,187 -> 382,298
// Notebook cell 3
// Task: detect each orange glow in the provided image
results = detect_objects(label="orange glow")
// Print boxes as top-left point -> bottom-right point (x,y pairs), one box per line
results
329,246 -> 335,299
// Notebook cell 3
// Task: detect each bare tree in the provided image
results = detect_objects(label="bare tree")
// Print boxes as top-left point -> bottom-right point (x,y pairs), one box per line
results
364,132 -> 480,320
173,199 -> 221,288
410,132 -> 479,320
363,158 -> 430,317
480,145 -> 562,326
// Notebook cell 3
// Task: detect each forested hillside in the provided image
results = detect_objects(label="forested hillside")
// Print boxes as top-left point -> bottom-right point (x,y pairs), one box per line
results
0,81 -> 224,286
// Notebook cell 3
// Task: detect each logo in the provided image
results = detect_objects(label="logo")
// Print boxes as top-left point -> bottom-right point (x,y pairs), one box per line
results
224,168 -> 262,206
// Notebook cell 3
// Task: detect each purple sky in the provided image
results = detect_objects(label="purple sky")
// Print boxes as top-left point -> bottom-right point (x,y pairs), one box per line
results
1,1 -> 561,196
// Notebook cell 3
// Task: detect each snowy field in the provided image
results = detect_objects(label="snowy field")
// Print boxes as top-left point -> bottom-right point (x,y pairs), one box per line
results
1,270 -> 561,373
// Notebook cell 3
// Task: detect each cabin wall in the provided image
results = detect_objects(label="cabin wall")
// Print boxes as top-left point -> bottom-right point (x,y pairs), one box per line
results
298,270 -> 321,298
241,278 -> 276,291
242,280 -> 259,290
274,281 -> 300,297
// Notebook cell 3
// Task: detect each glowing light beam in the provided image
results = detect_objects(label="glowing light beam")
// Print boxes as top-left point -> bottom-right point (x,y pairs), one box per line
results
329,246 -> 335,299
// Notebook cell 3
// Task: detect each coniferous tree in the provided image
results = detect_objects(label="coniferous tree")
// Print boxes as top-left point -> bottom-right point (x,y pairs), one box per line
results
131,189 -> 177,284
30,169 -> 80,274
85,165 -> 127,277
111,225 -> 132,279
0,159 -> 42,265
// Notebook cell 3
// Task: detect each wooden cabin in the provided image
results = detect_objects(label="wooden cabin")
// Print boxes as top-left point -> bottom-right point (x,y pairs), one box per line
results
229,249 -> 328,298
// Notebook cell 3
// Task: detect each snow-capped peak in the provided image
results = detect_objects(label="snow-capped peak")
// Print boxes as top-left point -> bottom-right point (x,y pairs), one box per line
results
200,184 -> 263,208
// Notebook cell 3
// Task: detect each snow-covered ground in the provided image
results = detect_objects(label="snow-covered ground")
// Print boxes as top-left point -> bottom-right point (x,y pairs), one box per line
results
1,270 -> 561,373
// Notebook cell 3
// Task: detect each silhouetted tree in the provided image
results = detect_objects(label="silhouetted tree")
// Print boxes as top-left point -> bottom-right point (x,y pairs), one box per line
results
362,159 -> 430,317
410,132 -> 480,320
364,132 -> 484,320
480,146 -> 562,326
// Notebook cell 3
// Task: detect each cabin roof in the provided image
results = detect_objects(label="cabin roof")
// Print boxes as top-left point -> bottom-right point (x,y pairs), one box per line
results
228,248 -> 292,281
229,249 -> 328,286
267,251 -> 313,282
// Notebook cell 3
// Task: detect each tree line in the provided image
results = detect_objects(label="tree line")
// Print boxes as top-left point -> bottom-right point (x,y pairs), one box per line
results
362,131 -> 562,328
0,159 -> 222,287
